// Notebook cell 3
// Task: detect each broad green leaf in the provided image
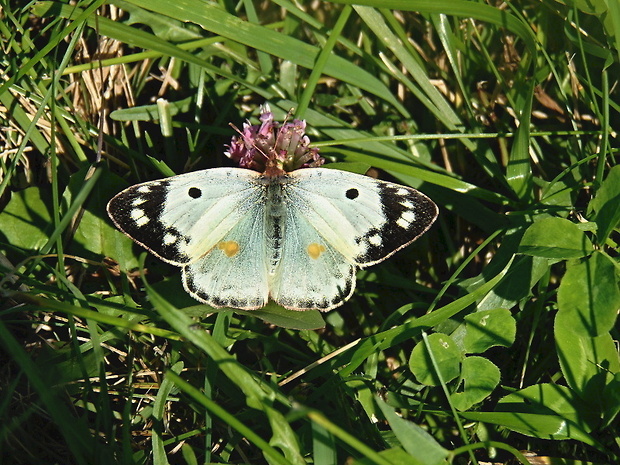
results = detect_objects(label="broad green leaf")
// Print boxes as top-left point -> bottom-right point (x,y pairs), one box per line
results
540,178 -> 574,209
237,302 -> 326,330
57,166 -> 140,271
519,217 -> 594,258
589,164 -> 620,244
375,397 -> 449,465
180,444 -> 199,465
463,308 -> 516,353
463,249 -> 549,311
409,333 -> 461,386
557,252 -> 620,337
104,228 -> 142,273
266,407 -> 306,465
450,356 -> 500,411
463,410 -> 600,446
347,378 -> 379,427
555,314 -> 620,404
0,187 -> 53,252
494,383 -> 599,438
602,373 -> 620,428
311,421 -> 337,465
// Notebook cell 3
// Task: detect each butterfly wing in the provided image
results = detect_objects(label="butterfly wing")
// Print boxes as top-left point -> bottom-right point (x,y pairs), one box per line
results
268,168 -> 437,310
182,206 -> 270,310
268,202 -> 356,311
107,168 -> 271,309
286,168 -> 438,266
107,168 -> 264,265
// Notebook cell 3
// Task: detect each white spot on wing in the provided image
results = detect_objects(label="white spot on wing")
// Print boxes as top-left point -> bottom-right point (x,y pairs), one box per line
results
396,217 -> 410,229
130,209 -> 144,221
163,233 -> 178,245
130,209 -> 150,227
401,210 -> 416,223
396,188 -> 409,196
138,185 -> 151,194
368,234 -> 382,246
132,197 -> 147,207
135,216 -> 150,227
400,200 -> 414,208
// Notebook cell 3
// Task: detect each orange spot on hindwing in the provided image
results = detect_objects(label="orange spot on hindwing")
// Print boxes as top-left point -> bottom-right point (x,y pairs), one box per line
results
218,241 -> 240,257
307,242 -> 326,259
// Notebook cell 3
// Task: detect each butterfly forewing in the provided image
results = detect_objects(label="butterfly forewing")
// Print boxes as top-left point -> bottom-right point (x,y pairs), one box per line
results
356,180 -> 438,265
288,169 -> 438,267
107,168 -> 263,266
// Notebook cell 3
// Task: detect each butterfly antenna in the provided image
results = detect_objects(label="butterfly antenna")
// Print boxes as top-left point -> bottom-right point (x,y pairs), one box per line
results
272,107 -> 294,148
228,122 -> 244,137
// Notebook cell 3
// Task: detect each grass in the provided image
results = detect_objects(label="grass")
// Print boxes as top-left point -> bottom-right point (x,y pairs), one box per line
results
1,0 -> 619,464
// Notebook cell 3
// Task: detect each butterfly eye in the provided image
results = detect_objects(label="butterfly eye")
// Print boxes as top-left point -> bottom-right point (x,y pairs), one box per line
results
345,188 -> 359,199
188,187 -> 202,199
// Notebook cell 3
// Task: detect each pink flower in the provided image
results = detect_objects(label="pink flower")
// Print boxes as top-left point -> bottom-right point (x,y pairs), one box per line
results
225,105 -> 324,175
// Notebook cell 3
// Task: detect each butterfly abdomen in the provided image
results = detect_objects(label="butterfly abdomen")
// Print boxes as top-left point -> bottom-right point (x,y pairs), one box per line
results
264,179 -> 287,274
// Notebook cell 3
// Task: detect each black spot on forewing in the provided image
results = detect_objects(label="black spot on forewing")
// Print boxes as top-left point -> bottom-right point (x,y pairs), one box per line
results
355,183 -> 438,265
107,180 -> 191,264
345,188 -> 359,199
188,187 -> 202,198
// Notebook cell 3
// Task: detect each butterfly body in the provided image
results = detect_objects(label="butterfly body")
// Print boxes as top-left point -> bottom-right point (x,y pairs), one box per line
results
108,167 -> 437,311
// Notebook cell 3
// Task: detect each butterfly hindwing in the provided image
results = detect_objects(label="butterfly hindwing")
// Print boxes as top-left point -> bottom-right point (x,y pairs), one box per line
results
182,202 -> 270,310
268,201 -> 356,311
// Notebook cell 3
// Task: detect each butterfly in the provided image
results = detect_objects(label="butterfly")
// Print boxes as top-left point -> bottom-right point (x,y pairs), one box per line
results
107,166 -> 438,311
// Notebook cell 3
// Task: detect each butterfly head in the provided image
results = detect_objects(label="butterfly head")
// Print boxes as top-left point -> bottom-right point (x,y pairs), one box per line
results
225,104 -> 324,176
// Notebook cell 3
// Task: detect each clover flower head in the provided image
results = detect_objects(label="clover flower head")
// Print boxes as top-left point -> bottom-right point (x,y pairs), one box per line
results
225,104 -> 324,175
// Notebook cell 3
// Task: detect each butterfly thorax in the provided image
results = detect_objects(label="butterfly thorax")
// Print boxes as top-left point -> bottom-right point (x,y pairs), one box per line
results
262,153 -> 288,177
